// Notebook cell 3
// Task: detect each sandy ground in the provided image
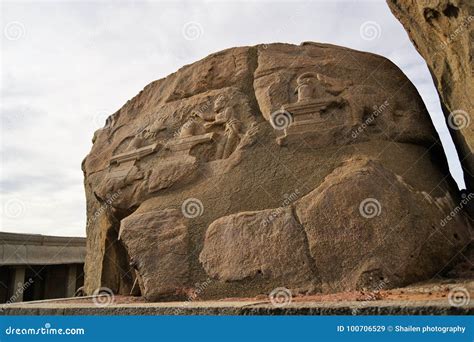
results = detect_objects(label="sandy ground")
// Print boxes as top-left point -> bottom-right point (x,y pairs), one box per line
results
44,278 -> 473,305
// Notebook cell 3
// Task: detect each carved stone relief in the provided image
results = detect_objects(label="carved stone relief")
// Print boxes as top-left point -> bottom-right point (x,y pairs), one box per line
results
103,90 -> 256,195
274,72 -> 347,145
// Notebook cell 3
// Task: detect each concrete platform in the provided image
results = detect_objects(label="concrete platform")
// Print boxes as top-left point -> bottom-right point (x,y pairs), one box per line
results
1,298 -> 472,315
2,279 -> 472,315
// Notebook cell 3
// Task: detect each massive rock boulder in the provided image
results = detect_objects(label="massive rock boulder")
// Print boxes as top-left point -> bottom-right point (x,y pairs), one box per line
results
82,42 -> 471,301
387,0 -> 473,191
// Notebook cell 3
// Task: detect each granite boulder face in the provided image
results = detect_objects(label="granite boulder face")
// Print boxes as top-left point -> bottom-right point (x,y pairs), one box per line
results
82,42 -> 471,301
387,0 -> 474,191
119,209 -> 189,301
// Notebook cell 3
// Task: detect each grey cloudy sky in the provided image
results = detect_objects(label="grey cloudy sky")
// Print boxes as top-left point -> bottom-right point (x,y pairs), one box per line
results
0,0 -> 464,237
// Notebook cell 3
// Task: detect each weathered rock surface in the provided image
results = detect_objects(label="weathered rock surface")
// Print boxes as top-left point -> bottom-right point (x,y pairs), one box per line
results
294,158 -> 470,292
198,158 -> 470,294
119,209 -> 189,301
82,42 -> 471,300
199,208 -> 319,293
387,0 -> 473,190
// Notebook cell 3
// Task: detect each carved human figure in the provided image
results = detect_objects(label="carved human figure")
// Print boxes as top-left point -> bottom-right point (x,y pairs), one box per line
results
126,117 -> 167,151
295,72 -> 352,104
179,119 -> 204,138
127,129 -> 147,150
144,118 -> 166,139
203,95 -> 230,129
220,118 -> 242,159
203,95 -> 242,159
105,114 -> 116,129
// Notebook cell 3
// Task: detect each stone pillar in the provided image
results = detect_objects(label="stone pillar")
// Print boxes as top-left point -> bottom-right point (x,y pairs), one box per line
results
10,266 -> 26,303
65,264 -> 77,297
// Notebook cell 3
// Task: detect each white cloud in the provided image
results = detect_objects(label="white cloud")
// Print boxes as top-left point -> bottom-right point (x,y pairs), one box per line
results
0,0 -> 465,236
